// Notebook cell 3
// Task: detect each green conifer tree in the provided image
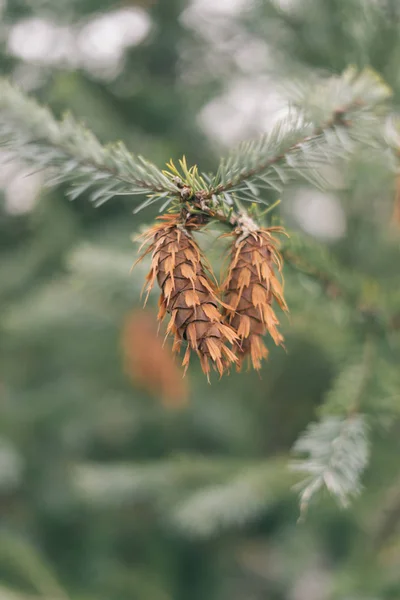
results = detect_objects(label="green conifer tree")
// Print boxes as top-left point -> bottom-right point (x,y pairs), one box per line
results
1,2 -> 400,600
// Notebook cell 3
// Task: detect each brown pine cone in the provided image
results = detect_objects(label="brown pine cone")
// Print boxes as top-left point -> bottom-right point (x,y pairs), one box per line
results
121,309 -> 189,408
137,214 -> 238,378
223,225 -> 288,370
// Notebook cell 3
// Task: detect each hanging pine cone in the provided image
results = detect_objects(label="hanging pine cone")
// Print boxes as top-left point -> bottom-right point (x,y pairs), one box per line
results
223,218 -> 288,370
137,214 -> 238,378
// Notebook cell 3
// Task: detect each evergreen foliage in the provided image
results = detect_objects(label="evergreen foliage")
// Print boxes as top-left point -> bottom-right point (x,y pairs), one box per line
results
1,1 -> 400,599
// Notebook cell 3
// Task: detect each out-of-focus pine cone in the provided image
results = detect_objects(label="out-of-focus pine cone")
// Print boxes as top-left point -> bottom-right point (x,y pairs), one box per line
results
121,309 -> 189,408
392,174 -> 400,228
223,225 -> 288,370
137,214 -> 238,378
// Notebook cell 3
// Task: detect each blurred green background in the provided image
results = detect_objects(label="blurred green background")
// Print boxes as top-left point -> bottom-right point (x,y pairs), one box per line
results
1,1 -> 400,599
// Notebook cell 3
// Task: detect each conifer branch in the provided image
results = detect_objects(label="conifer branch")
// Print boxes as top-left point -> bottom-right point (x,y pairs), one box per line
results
281,234 -> 361,303
0,79 -> 177,207
373,473 -> 400,550
0,532 -> 70,600
292,338 -> 374,517
282,235 -> 396,330
0,69 -> 391,218
204,68 -> 391,205
292,415 -> 370,519
204,115 -> 340,200
169,457 -> 297,537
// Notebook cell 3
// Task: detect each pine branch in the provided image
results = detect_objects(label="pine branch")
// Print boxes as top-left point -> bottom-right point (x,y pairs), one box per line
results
282,233 -> 361,303
283,233 -> 400,341
0,79 -> 177,207
292,415 -> 370,519
169,457 -> 297,538
71,456 -> 299,538
0,69 -> 391,218
373,473 -> 400,550
291,335 -> 373,517
287,66 -> 391,127
0,532 -> 69,600
205,114 -> 334,201
72,455 -> 252,506
204,68 -> 391,204
319,340 -> 374,418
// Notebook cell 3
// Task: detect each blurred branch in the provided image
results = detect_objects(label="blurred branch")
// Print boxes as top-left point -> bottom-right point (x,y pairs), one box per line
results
169,457 -> 298,538
204,68 -> 391,204
282,234 -> 398,334
319,342 -> 374,418
71,455 -> 300,538
72,455 -> 256,506
292,333 -> 374,518
292,415 -> 370,519
0,586 -> 59,600
0,533 -> 69,600
373,473 -> 400,550
282,233 -> 359,302
0,79 -> 177,207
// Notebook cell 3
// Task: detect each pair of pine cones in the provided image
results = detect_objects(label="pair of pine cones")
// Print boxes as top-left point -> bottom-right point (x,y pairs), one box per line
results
137,213 -> 288,378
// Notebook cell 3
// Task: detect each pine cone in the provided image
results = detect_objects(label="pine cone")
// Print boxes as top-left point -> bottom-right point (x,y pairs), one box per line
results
121,309 -> 189,408
137,214 -> 238,378
223,226 -> 288,370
